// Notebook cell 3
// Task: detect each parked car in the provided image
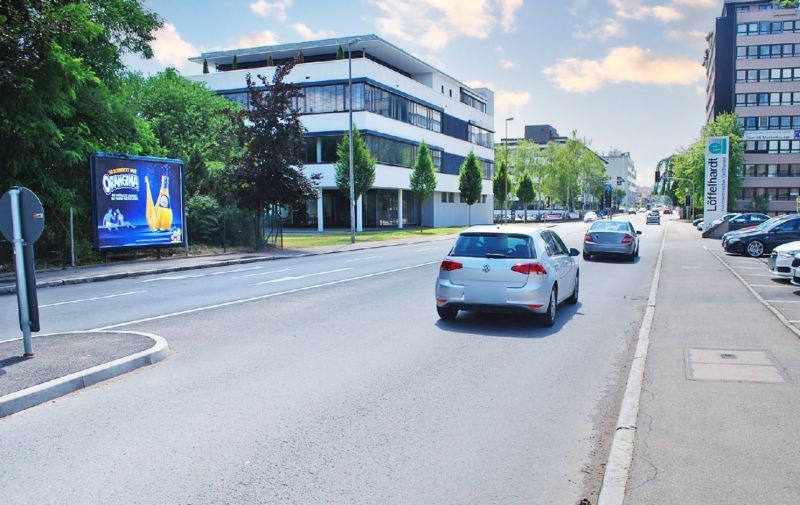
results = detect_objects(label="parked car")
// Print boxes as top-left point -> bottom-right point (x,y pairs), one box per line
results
627,208 -> 637,215
583,220 -> 641,261
692,217 -> 704,228
768,240 -> 800,278
707,213 -> 739,230
435,226 -> 580,326
645,210 -> 661,225
662,208 -> 672,215
791,255 -> 800,286
721,214 -> 790,245
583,211 -> 598,223
726,213 -> 770,232
723,214 -> 800,257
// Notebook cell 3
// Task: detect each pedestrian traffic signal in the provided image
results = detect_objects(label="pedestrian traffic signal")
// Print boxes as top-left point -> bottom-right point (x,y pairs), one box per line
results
604,190 -> 611,209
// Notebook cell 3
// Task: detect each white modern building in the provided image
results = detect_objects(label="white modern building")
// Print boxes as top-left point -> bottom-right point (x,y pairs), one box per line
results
187,34 -> 495,230
602,149 -> 638,207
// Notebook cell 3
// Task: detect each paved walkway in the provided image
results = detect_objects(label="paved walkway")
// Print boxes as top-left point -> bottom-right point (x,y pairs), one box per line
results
624,221 -> 800,504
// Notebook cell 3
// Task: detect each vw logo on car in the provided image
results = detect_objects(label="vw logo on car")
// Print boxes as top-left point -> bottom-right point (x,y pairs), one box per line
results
483,264 -> 491,273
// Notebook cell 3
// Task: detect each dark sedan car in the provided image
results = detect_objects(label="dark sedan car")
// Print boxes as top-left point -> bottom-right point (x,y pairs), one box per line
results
583,220 -> 641,261
726,212 -> 770,232
723,214 -> 800,257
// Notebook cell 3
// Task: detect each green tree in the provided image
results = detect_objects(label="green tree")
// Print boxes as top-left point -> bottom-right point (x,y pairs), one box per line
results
227,60 -> 318,249
0,0 -> 161,262
202,58 -> 209,74
267,54 -> 274,66
459,151 -> 483,225
493,160 -> 510,216
336,45 -> 345,59
335,126 -> 376,227
409,141 -> 437,231
752,195 -> 769,213
538,134 -> 605,210
122,68 -> 242,197
516,172 -> 535,222
231,54 -> 238,70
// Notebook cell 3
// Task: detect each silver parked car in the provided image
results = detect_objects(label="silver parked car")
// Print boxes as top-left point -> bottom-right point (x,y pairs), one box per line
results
770,240 -> 800,278
435,226 -> 580,326
583,220 -> 641,261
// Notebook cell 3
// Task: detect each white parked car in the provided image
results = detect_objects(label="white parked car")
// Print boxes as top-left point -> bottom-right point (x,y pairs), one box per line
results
435,225 -> 580,326
771,241 -> 800,278
583,211 -> 598,223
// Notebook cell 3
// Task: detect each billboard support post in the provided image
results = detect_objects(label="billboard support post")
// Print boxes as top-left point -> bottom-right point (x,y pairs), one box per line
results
70,206 -> 75,267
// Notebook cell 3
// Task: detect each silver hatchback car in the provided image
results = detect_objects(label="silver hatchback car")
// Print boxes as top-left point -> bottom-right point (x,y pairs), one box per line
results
435,226 -> 580,326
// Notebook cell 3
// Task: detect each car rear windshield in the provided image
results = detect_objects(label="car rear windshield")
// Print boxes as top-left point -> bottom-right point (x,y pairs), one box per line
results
451,233 -> 536,259
589,221 -> 630,232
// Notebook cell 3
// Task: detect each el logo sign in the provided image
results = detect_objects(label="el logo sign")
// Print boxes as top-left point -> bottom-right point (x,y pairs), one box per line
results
708,138 -> 727,155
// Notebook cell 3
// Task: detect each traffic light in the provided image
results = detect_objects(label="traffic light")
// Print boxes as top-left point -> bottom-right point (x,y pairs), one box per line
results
685,195 -> 691,208
604,190 -> 612,209
655,169 -> 660,184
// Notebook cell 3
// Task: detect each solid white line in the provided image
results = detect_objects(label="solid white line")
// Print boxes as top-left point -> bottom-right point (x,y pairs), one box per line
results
345,256 -> 379,262
39,290 -> 147,308
740,273 -> 779,277
765,299 -> 800,303
254,268 -> 351,285
734,266 -> 769,270
749,284 -> 793,288
92,262 -> 438,331
597,219 -> 667,505
232,268 -> 293,279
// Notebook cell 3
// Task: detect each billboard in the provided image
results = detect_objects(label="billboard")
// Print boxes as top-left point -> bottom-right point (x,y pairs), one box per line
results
703,136 -> 729,227
90,153 -> 185,251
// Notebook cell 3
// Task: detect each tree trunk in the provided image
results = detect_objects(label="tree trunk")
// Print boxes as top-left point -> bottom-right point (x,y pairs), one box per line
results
468,205 -> 472,226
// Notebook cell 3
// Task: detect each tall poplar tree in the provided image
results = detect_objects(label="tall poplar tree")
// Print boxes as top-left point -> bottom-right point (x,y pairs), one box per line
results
409,141 -> 437,231
459,151 -> 483,226
335,126 -> 376,228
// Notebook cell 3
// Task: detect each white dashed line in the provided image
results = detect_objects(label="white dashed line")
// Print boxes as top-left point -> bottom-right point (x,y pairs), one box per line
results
232,268 -> 294,279
40,290 -> 147,308
254,268 -> 352,285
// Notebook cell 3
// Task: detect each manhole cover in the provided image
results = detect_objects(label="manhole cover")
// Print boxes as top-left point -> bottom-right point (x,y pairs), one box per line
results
685,349 -> 786,383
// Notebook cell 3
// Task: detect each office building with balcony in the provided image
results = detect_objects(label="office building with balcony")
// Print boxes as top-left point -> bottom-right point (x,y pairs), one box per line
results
706,0 -> 800,214
187,34 -> 495,230
602,150 -> 638,207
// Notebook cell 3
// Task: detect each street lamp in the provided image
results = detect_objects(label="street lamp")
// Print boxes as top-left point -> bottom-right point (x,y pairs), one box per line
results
347,37 -> 361,244
504,117 -> 514,223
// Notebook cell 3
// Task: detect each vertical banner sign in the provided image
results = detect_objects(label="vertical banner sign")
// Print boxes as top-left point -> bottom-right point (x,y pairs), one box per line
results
704,136 -> 729,227
90,153 -> 185,250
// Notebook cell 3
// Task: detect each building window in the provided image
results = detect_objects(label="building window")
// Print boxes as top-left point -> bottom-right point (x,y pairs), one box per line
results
468,123 -> 494,148
363,84 -> 442,133
363,134 -> 443,170
448,192 -> 455,203
441,192 -> 447,203
460,89 -> 487,113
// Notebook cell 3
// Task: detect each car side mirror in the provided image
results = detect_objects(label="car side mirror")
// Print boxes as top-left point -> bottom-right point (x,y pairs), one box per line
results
569,248 -> 580,257
636,231 -> 642,235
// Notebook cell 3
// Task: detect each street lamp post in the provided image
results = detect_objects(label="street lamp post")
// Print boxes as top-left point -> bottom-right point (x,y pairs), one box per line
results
347,38 -> 361,244
504,117 -> 514,223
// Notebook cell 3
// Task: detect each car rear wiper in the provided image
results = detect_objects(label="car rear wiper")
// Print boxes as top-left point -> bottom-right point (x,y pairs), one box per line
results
485,252 -> 507,258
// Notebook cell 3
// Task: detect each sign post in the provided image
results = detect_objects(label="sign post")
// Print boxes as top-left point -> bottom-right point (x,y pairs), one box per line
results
0,187 -> 45,356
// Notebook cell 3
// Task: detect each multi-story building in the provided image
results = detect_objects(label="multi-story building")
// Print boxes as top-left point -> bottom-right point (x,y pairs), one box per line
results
187,34 -> 495,230
706,0 -> 800,214
602,149 -> 638,207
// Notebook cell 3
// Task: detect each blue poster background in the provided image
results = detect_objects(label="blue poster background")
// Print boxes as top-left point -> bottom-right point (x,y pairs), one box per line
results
91,154 -> 184,250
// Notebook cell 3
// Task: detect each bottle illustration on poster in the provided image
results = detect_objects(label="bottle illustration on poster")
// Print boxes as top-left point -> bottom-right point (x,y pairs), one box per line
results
145,172 -> 173,232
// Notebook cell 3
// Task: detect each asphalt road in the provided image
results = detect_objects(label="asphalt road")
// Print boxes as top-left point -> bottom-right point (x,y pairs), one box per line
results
0,216 -> 666,504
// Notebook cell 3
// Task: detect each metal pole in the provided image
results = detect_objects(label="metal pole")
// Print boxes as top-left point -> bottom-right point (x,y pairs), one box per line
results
10,189 -> 32,356
70,206 -> 75,267
348,41 -> 356,244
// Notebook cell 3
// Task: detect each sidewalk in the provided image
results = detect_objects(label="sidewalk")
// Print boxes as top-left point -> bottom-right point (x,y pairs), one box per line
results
0,233 -> 458,295
624,221 -> 800,503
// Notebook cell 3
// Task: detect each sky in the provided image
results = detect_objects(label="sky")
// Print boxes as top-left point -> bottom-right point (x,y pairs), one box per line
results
125,0 -> 724,185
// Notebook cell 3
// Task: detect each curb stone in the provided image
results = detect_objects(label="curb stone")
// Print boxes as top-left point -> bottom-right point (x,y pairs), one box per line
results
0,330 -> 169,417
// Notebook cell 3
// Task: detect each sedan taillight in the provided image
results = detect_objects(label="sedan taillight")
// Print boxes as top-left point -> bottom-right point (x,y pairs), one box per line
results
440,259 -> 463,271
584,233 -> 593,243
511,262 -> 547,275
621,235 -> 634,245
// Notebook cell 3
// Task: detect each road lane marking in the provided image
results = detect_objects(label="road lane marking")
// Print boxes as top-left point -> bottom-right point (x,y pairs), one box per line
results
345,256 -> 379,262
40,290 -> 147,308
139,266 -> 265,283
413,247 -> 435,252
735,266 -> 768,270
765,299 -> 800,303
232,268 -> 293,279
254,268 -> 351,285
93,262 -> 438,331
741,274 -> 780,277
749,284 -> 793,288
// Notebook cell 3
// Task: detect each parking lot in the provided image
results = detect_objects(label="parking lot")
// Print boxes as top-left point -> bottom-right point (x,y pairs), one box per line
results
706,240 -> 800,332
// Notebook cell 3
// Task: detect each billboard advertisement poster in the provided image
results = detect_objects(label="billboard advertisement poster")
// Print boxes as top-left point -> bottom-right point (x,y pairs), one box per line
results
703,136 -> 729,227
90,153 -> 185,251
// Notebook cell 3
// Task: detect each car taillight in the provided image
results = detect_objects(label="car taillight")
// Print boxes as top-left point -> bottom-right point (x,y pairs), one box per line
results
440,260 -> 463,271
511,262 -> 547,275
584,233 -> 593,243
621,235 -> 634,244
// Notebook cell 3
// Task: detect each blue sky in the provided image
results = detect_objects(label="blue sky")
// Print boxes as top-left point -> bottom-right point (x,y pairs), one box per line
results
126,0 -> 723,184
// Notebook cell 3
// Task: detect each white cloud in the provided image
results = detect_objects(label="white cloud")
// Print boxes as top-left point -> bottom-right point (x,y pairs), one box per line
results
543,46 -> 705,93
672,0 -> 717,9
574,17 -> 623,41
610,0 -> 683,22
291,23 -> 336,40
237,31 -> 279,48
667,29 -> 708,47
500,59 -> 518,70
150,23 -> 197,72
249,0 -> 292,21
369,0 -> 524,50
